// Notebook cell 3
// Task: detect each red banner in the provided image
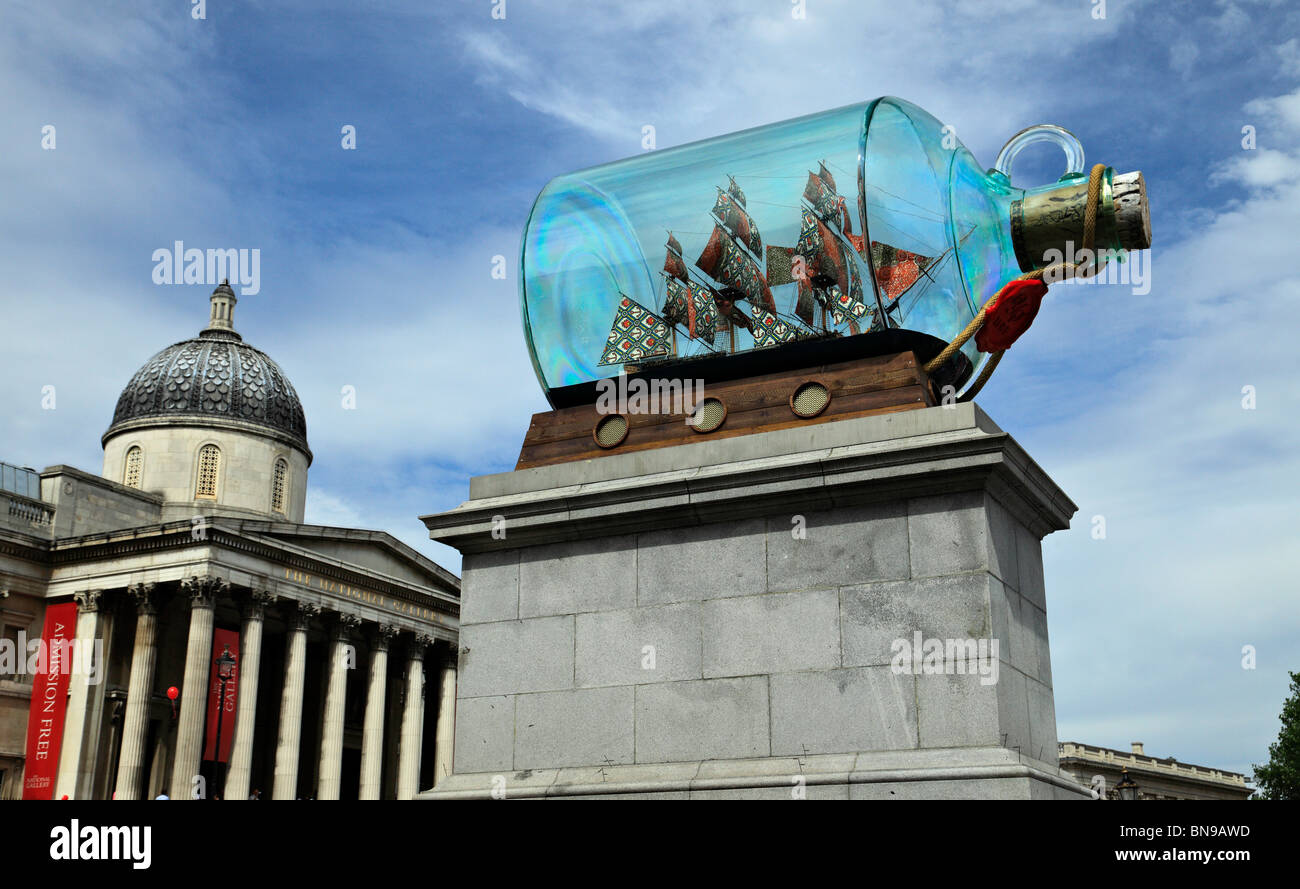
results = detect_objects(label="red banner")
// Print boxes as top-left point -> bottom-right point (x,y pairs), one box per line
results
21,601 -> 78,799
202,628 -> 240,763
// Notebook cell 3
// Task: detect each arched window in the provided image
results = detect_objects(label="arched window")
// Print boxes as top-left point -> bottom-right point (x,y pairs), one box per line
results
196,444 -> 221,499
123,446 -> 144,489
271,458 -> 288,514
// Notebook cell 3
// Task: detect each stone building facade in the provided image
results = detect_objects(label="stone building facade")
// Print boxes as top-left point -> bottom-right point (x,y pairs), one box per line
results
0,285 -> 460,800
1058,742 -> 1252,800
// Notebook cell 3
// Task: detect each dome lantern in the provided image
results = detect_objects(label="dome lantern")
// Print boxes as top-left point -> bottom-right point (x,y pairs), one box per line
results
204,279 -> 240,338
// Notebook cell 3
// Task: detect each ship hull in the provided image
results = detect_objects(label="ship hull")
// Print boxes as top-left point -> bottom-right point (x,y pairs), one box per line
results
549,327 -> 970,409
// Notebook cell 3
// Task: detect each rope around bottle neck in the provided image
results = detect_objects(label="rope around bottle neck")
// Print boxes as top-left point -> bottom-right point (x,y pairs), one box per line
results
922,162 -> 1108,401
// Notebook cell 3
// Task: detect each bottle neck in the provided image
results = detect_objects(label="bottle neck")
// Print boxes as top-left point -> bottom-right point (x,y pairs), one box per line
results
1009,168 -> 1149,272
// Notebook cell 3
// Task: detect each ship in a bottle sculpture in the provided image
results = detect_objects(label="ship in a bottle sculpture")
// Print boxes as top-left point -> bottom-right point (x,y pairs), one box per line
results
516,97 -> 1150,466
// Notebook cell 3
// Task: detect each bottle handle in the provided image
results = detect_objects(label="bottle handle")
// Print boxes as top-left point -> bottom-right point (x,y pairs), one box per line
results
992,124 -> 1086,185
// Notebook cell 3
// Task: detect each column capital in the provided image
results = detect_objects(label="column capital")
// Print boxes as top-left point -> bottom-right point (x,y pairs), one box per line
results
408,633 -> 434,661
180,575 -> 227,609
126,582 -> 159,616
287,600 -> 322,631
241,588 -> 277,621
331,612 -> 363,642
371,624 -> 400,651
73,589 -> 105,612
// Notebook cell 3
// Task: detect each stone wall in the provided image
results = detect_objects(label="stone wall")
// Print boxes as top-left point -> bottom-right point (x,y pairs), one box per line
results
41,466 -> 162,539
425,405 -> 1085,798
454,490 -> 1057,774
102,423 -> 308,523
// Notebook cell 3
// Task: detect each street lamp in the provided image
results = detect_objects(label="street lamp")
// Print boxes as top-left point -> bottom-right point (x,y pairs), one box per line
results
1115,767 -> 1140,801
213,645 -> 237,799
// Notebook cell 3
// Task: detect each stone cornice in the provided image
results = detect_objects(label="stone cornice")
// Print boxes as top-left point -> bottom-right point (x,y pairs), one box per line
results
0,529 -> 52,564
1058,742 -> 1249,789
43,520 -> 459,619
40,465 -> 164,505
422,405 -> 1077,554
101,413 -> 313,465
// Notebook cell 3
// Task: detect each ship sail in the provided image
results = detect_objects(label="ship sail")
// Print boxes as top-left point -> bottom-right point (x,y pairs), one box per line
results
794,208 -> 851,298
696,223 -> 777,313
826,276 -> 873,329
790,161 -> 888,333
747,303 -> 800,346
764,245 -> 817,326
712,188 -> 763,256
597,295 -> 673,366
726,175 -> 747,208
661,275 -> 719,343
803,165 -> 853,235
870,241 -> 936,307
664,231 -> 690,282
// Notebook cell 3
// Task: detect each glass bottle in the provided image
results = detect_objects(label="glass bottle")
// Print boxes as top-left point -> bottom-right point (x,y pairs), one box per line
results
521,97 -> 1149,407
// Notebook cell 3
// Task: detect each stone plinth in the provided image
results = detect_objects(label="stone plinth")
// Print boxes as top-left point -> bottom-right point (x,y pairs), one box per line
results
419,403 -> 1088,800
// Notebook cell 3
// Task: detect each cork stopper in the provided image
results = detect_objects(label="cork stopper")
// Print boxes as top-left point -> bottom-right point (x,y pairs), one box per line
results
1111,171 -> 1151,250
1010,169 -> 1152,272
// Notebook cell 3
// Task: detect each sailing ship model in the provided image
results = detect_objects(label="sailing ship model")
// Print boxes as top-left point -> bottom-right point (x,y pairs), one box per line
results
597,161 -> 955,370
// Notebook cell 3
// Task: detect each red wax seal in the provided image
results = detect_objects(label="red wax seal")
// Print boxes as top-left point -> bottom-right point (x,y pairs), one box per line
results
975,278 -> 1049,352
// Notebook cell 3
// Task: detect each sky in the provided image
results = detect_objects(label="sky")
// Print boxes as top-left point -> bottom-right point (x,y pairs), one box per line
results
1,0 -> 1297,782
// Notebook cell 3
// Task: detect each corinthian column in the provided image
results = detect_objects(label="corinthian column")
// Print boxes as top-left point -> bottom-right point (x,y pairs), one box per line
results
316,613 -> 361,800
359,624 -> 398,800
170,576 -> 224,799
272,601 -> 319,800
223,588 -> 275,801
114,583 -> 158,800
432,646 -> 458,788
396,634 -> 431,800
54,590 -> 105,800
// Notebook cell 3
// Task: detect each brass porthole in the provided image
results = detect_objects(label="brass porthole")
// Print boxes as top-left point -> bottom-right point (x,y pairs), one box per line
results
689,397 -> 727,434
790,381 -> 830,418
593,414 -> 629,449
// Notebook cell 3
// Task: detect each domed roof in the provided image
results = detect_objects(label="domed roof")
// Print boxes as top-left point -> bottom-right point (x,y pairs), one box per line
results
104,283 -> 308,452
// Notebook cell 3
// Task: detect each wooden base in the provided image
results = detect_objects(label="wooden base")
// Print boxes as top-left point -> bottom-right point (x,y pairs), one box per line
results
516,350 -> 935,470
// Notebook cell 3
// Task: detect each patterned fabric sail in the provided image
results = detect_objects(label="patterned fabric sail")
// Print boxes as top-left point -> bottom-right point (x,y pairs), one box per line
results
803,170 -> 852,234
817,161 -> 837,193
712,190 -> 763,256
664,232 -> 689,282
747,303 -> 799,346
793,209 -> 850,294
726,175 -> 746,208
714,291 -> 753,331
662,276 -> 718,342
762,245 -> 816,325
826,277 -> 873,328
597,296 -> 672,366
696,225 -> 776,312
870,241 -> 935,305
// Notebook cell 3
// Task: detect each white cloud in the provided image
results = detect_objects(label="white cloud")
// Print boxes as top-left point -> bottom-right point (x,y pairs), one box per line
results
452,0 -> 1144,162
990,85 -> 1300,774
1210,147 -> 1300,188
1278,37 -> 1300,76
1244,84 -> 1300,133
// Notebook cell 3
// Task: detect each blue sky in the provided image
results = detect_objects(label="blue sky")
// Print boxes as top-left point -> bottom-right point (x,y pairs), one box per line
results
2,0 -> 1297,781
